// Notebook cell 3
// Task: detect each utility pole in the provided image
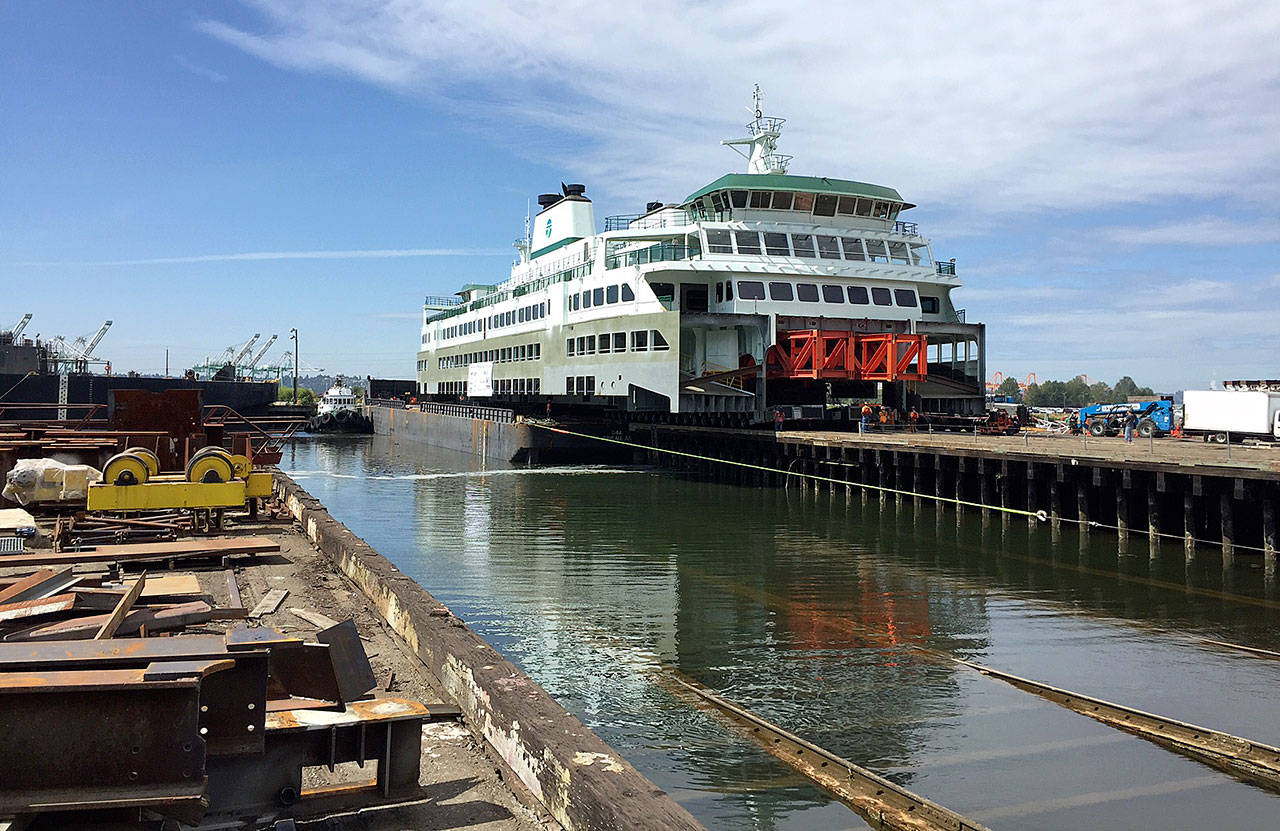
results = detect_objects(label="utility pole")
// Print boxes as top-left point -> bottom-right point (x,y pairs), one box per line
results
165,349 -> 169,377
290,328 -> 299,404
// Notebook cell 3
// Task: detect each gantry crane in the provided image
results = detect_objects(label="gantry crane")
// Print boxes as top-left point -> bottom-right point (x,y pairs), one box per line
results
5,314 -> 32,341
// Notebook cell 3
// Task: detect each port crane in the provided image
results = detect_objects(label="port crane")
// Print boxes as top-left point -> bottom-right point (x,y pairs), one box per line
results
244,334 -> 277,371
4,314 -> 32,341
48,320 -> 112,419
229,334 -> 260,369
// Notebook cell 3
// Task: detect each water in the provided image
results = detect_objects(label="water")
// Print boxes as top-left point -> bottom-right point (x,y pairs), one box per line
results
284,436 -> 1280,830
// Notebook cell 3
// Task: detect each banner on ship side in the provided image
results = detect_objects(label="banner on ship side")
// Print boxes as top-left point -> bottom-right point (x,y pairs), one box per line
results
468,361 -> 494,397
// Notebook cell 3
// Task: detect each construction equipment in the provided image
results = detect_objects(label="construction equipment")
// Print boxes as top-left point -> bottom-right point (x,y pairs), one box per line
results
1078,399 -> 1174,438
88,446 -> 271,513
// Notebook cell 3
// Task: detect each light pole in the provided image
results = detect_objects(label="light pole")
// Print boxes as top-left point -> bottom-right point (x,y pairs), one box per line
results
290,328 -> 299,404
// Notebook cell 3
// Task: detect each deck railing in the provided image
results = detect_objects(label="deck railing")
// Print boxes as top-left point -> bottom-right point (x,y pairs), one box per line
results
936,261 -> 957,276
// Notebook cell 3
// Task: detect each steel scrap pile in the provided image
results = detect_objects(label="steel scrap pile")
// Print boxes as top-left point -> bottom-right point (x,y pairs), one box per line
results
0,538 -> 450,829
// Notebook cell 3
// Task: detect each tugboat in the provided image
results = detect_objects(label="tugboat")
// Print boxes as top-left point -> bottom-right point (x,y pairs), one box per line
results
307,379 -> 374,434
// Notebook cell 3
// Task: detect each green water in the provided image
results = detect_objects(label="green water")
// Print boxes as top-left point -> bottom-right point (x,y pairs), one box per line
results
284,435 -> 1280,830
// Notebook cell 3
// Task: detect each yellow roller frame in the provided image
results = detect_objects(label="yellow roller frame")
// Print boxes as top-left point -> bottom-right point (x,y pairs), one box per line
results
121,447 -> 161,477
86,472 -> 272,511
102,452 -> 150,486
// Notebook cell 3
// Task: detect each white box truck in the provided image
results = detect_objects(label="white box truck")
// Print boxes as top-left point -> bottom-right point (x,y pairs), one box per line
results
1182,390 -> 1280,443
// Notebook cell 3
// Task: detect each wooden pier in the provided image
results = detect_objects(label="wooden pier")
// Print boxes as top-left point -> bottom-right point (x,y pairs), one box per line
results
629,424 -> 1280,564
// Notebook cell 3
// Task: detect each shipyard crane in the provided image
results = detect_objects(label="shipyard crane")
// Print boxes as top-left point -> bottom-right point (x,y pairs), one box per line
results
230,334 -> 260,368
6,314 -> 32,340
245,334 -> 277,369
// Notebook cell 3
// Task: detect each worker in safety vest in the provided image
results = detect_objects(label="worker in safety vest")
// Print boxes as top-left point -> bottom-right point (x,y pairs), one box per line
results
860,403 -> 873,433
908,408 -> 920,433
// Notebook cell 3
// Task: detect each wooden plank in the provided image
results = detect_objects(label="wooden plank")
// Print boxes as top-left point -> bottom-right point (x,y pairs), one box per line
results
248,588 -> 289,619
125,573 -> 202,600
0,536 -> 279,568
95,572 -> 147,639
289,607 -> 340,630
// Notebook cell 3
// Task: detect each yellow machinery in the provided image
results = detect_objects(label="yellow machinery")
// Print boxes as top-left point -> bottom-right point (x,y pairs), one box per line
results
88,446 -> 272,512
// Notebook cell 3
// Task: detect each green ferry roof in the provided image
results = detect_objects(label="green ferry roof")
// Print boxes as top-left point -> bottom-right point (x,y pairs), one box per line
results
683,173 -> 912,208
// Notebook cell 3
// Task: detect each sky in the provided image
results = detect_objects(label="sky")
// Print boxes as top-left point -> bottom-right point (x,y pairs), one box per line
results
2,1 -> 1278,389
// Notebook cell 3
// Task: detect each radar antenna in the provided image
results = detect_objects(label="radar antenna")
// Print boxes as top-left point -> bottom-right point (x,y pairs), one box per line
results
721,84 -> 792,175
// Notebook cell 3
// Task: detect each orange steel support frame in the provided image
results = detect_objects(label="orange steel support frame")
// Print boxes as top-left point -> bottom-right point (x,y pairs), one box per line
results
766,330 -> 928,382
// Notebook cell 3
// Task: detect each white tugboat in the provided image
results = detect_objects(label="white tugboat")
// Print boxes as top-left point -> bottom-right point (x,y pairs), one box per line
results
415,86 -> 986,422
308,379 -> 373,433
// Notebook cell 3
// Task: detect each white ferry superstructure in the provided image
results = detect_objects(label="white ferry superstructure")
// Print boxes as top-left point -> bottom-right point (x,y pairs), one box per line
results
416,88 -> 985,418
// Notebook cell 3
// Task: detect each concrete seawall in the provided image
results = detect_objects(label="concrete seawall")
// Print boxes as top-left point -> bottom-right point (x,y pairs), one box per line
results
273,471 -> 703,831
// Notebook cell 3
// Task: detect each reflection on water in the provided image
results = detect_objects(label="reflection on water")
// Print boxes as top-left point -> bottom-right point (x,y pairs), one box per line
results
284,436 -> 1280,830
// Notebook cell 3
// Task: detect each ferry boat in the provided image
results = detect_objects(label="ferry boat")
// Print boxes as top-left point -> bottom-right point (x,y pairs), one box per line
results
416,87 -> 985,420
308,380 -> 373,433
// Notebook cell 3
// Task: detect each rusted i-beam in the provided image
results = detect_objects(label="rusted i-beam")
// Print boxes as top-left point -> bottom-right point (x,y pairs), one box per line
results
956,658 -> 1280,793
669,676 -> 990,831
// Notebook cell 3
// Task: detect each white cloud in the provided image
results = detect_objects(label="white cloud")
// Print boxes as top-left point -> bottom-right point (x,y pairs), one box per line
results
9,248 -> 509,266
1103,216 -> 1280,246
172,54 -> 228,83
198,0 -> 1280,216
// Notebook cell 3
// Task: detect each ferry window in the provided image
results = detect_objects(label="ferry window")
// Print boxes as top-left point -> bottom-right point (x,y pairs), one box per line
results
710,192 -> 725,213
706,229 -> 733,254
814,193 -> 838,217
716,283 -> 724,303
848,286 -> 870,304
592,287 -> 604,306
507,311 -> 515,326
607,285 -> 618,304
792,192 -> 814,212
888,242 -> 910,265
796,283 -> 819,302
729,190 -> 748,208
621,285 -> 635,301
749,191 -> 770,208
763,232 -> 789,256
910,243 -> 932,266
822,284 -> 845,303
854,198 -> 873,217
576,336 -> 586,354
650,282 -> 675,305
581,290 -> 591,308
519,345 -> 528,359
734,230 -> 762,255
631,330 -> 649,351
599,334 -> 611,353
613,332 -> 626,351
567,376 -> 576,394
841,237 -> 865,260
570,295 -> 578,311
873,201 -> 891,219
585,376 -> 595,395
864,239 -> 889,262
518,308 -> 525,323
585,335 -> 596,354
921,296 -> 940,313
817,235 -> 841,259
871,287 -> 892,306
894,289 -> 918,307
791,234 -> 816,258
652,330 -> 669,350
836,196 -> 857,215
534,343 -> 541,358
737,280 -> 766,300
770,191 -> 793,210
566,339 -> 575,356
768,281 -> 793,301
726,280 -> 733,301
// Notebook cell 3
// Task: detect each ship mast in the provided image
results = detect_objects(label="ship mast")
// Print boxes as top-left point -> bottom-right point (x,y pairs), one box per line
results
721,84 -> 793,175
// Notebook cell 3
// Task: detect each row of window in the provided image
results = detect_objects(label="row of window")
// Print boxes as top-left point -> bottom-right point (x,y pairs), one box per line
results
704,190 -> 902,221
706,230 -> 930,266
730,280 -> 936,311
440,301 -> 550,341
437,378 -> 542,396
569,283 -> 636,311
437,342 -> 542,370
566,329 -> 670,356
567,375 -> 596,396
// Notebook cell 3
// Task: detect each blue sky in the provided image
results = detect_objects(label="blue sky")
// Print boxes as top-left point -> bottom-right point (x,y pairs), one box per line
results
3,1 -> 1278,389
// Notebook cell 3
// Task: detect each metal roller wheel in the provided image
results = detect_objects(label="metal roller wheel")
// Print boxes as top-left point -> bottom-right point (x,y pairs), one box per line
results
103,452 -> 150,486
122,447 -> 161,477
186,452 -> 234,484
229,454 -> 252,479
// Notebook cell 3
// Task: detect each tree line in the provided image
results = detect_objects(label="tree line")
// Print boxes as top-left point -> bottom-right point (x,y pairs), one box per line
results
994,375 -> 1157,408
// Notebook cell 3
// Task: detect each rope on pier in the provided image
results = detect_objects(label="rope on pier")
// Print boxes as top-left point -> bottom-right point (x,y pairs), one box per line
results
528,423 -> 1049,522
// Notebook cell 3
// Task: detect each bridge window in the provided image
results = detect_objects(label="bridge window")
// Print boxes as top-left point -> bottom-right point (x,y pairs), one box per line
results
894,289 -> 918,307
791,233 -> 816,257
749,191 -> 770,208
763,232 -> 789,256
841,237 -> 865,260
910,243 -> 932,266
855,199 -> 873,217
814,193 -> 838,217
817,235 -> 841,259
737,280 -> 766,300
848,286 -> 869,304
796,283 -> 819,303
792,193 -> 814,212
771,191 -> 793,210
872,201 -> 891,219
652,330 -> 670,350
706,229 -> 732,253
864,239 -> 889,263
837,196 -> 857,215
621,284 -> 635,301
871,287 -> 892,306
730,190 -> 748,208
768,281 -> 793,301
822,284 -> 845,303
734,230 -> 762,255
888,241 -> 910,265
607,285 -> 618,304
